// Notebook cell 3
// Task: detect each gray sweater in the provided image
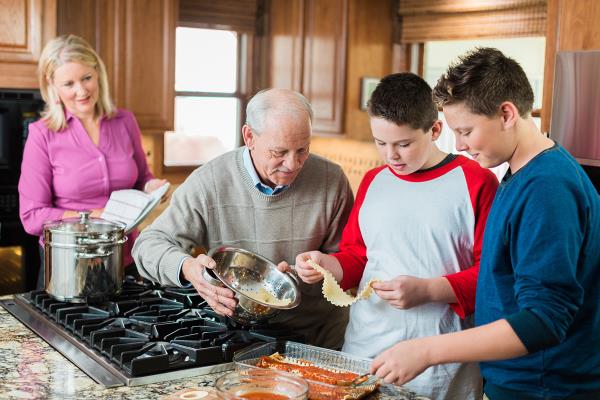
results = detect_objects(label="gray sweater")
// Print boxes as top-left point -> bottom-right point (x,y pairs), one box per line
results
133,147 -> 354,349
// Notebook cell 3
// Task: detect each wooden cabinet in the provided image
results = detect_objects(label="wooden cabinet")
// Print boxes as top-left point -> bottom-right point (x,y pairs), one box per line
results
113,0 -> 175,132
58,0 -> 175,133
0,0 -> 56,88
269,0 -> 347,134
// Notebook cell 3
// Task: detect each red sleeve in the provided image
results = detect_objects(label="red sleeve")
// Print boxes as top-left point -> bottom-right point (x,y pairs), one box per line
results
445,158 -> 499,318
333,166 -> 386,290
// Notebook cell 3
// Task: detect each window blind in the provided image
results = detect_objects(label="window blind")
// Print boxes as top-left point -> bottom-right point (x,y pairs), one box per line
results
179,0 -> 258,33
397,0 -> 547,43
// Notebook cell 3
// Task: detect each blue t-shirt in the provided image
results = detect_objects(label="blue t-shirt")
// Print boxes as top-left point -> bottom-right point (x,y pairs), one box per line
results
475,144 -> 600,399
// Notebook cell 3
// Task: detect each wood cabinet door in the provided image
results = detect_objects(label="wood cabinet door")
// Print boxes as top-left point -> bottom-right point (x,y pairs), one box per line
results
0,0 -> 56,88
269,0 -> 304,92
269,0 -> 347,134
111,0 -> 176,132
58,0 -> 175,133
302,0 -> 347,134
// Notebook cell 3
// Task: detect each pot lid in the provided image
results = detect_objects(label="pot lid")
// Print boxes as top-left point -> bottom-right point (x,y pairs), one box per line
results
44,211 -> 125,235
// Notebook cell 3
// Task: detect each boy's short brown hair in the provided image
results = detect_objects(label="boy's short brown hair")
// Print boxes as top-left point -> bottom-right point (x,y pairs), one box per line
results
433,47 -> 534,117
368,72 -> 437,131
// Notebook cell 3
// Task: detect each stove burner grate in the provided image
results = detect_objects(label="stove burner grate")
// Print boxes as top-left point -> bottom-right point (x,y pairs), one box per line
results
19,281 -> 305,377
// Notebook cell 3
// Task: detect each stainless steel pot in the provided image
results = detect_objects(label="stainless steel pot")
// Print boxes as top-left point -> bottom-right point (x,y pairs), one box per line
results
205,246 -> 301,325
43,211 -> 127,303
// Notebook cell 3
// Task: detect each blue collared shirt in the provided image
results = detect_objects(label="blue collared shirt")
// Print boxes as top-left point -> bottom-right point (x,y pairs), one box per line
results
242,147 -> 288,195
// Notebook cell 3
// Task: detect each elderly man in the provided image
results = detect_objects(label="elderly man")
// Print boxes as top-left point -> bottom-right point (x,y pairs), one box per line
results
133,88 -> 353,349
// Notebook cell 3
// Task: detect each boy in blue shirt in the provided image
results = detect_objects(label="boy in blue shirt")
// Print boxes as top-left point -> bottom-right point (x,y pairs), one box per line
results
370,47 -> 600,400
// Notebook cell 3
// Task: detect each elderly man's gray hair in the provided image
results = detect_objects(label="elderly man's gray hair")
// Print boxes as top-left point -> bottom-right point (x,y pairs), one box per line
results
246,88 -> 314,135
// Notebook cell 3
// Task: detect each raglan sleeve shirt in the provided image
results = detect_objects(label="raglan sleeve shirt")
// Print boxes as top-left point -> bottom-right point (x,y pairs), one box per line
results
333,162 -> 498,318
444,163 -> 499,318
334,167 -> 384,291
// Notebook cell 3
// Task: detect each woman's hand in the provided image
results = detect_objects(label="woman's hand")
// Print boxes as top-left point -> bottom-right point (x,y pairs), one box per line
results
144,178 -> 168,194
181,254 -> 237,317
89,208 -> 104,218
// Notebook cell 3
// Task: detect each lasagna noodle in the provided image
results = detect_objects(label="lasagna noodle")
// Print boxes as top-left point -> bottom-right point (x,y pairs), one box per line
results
306,259 -> 378,307
238,287 -> 291,306
256,353 -> 378,400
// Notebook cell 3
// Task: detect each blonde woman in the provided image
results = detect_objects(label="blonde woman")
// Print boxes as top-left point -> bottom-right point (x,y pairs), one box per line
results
18,34 -> 167,288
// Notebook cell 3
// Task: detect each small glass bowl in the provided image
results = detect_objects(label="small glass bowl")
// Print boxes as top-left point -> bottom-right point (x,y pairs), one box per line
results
215,369 -> 309,399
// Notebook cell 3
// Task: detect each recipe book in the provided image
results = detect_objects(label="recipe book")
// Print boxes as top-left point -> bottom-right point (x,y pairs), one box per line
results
101,183 -> 170,233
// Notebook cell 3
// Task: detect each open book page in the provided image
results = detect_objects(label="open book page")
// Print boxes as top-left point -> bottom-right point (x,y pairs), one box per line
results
101,183 -> 170,233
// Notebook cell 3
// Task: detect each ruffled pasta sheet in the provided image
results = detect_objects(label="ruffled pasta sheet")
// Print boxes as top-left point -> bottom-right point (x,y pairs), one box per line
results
306,259 -> 379,307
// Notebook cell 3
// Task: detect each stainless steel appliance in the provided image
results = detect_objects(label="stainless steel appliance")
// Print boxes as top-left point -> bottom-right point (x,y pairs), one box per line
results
0,89 -> 44,294
550,51 -> 600,192
0,279 -> 305,387
44,212 -> 127,302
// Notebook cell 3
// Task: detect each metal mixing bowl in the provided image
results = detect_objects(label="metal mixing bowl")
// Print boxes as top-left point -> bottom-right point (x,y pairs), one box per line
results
204,246 -> 301,325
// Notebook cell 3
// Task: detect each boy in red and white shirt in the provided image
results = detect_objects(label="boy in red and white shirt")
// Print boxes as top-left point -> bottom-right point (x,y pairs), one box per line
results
294,73 -> 498,400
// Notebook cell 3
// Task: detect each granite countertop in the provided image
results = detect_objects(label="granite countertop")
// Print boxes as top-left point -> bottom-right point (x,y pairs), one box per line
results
0,296 -> 426,400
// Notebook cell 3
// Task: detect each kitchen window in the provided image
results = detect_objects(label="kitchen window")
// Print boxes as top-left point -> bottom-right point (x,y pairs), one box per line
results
165,27 -> 244,167
423,37 -> 546,111
423,37 -> 546,180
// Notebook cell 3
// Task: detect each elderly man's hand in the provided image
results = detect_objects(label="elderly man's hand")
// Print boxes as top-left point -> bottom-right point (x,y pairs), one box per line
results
181,254 -> 237,317
370,338 -> 431,386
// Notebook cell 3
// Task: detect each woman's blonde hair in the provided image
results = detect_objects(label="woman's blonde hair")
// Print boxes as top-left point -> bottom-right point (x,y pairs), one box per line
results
38,34 -> 115,131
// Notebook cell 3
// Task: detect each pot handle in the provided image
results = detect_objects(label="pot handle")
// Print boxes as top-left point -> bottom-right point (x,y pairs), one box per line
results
286,265 -> 301,286
75,249 -> 114,259
202,267 -> 225,287
77,236 -> 128,246
79,210 -> 91,222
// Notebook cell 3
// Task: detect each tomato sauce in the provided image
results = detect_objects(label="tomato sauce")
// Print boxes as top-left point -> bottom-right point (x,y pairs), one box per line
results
239,393 -> 290,399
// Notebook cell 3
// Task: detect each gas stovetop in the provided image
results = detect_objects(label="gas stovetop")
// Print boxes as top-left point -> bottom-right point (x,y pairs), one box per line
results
0,280 -> 304,387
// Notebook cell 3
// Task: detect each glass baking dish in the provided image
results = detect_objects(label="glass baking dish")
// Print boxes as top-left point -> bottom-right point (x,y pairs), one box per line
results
233,341 -> 380,400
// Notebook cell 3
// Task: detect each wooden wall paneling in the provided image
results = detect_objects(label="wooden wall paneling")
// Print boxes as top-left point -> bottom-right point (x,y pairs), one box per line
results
555,0 -> 600,50
302,0 -> 347,134
268,0 -> 304,92
392,43 -> 412,72
116,0 -> 175,132
344,0 -> 393,141
57,0 -> 98,46
541,0 -> 600,133
0,0 -> 56,88
98,0 -> 120,106
57,0 -> 120,109
252,0 -> 269,93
